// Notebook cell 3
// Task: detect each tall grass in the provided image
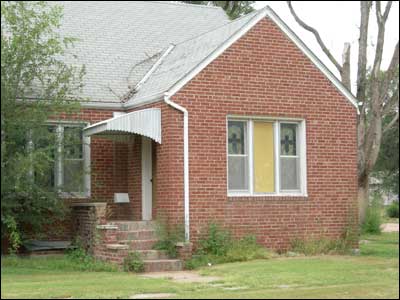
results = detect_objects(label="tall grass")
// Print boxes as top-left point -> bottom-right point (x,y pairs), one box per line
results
362,194 -> 383,234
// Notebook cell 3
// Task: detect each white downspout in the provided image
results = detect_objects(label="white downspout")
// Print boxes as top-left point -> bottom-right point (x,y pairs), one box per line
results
163,93 -> 190,242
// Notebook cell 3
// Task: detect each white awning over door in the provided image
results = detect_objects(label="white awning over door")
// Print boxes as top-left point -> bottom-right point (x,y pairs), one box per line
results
83,108 -> 162,143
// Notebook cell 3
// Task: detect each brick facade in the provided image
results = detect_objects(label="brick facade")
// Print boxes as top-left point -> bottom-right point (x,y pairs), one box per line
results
154,18 -> 358,250
55,17 -> 357,251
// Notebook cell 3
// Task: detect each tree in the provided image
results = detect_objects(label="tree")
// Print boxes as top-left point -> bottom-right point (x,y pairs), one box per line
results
1,2 -> 84,252
373,105 -> 399,196
287,1 -> 399,224
181,1 -> 255,19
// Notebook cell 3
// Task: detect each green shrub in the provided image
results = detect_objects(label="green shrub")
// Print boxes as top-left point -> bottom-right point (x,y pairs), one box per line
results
153,218 -> 185,258
198,223 -> 233,257
362,197 -> 383,234
225,235 -> 271,262
66,246 -> 117,272
185,224 -> 271,270
123,252 -> 145,273
386,201 -> 399,218
291,237 -> 337,256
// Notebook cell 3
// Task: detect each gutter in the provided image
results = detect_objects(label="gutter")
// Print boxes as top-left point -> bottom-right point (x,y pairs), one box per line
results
163,92 -> 190,242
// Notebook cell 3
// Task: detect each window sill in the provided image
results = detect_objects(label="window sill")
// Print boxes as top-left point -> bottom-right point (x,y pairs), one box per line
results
59,192 -> 91,199
228,193 -> 308,201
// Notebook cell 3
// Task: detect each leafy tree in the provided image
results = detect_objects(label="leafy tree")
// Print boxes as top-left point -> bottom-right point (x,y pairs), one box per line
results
373,113 -> 399,196
181,1 -> 255,19
1,1 -> 84,252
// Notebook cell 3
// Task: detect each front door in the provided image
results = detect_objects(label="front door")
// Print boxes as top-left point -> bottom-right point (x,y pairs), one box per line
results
141,136 -> 152,220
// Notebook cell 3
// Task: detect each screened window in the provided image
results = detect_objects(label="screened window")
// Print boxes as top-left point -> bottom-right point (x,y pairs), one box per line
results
227,119 -> 306,196
31,123 -> 89,197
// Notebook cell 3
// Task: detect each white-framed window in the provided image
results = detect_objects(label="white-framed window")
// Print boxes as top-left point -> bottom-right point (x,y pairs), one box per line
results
31,122 -> 91,198
227,117 -> 307,197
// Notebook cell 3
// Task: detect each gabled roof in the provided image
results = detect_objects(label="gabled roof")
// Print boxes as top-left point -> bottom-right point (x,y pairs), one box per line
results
57,1 -> 229,104
126,6 -> 358,111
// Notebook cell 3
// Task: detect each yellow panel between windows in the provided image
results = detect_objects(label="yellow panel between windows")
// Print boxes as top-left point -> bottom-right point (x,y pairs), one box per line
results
254,122 -> 275,193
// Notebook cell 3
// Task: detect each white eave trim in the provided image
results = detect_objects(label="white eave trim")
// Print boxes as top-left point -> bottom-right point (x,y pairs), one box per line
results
83,108 -> 162,143
166,6 -> 358,112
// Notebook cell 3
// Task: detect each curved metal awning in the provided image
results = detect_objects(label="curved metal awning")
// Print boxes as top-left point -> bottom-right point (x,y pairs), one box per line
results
83,108 -> 161,143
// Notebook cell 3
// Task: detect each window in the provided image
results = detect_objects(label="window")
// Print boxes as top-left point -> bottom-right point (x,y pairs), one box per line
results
227,118 -> 306,196
228,121 -> 248,191
31,123 -> 90,197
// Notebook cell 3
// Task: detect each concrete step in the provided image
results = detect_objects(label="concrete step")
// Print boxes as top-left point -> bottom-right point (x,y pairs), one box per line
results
105,244 -> 129,251
117,230 -> 157,241
135,250 -> 169,260
120,239 -> 158,250
143,259 -> 183,272
108,221 -> 157,231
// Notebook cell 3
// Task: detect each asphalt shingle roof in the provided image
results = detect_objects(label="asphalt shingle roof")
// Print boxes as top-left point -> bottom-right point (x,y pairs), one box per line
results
57,1 -> 230,103
130,10 -> 260,104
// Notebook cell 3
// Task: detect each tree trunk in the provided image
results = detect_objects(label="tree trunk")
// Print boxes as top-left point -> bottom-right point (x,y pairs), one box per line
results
358,174 -> 370,225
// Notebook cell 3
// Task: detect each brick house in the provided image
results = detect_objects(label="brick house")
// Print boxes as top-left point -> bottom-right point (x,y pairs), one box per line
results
36,2 -> 358,270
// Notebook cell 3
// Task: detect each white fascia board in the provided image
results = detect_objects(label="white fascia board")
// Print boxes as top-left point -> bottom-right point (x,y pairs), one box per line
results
166,6 -> 358,112
123,92 -> 165,110
80,101 -> 124,110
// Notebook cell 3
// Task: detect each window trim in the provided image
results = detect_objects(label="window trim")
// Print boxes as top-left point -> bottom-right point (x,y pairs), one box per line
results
46,121 -> 91,199
227,116 -> 307,198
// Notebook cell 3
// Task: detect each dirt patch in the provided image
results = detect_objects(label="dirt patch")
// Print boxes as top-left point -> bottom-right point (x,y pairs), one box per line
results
139,271 -> 221,283
381,223 -> 399,233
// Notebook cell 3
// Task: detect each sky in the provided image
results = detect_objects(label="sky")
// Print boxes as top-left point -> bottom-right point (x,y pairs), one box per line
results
253,1 -> 399,93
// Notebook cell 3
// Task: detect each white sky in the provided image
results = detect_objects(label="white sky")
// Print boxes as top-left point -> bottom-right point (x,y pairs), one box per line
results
253,1 -> 399,93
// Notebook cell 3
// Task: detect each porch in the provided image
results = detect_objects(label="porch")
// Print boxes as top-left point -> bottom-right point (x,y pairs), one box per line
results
83,108 -> 161,223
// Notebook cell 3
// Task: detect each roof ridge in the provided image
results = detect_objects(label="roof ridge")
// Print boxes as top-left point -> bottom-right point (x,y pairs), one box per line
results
173,8 -> 263,47
148,1 -> 223,10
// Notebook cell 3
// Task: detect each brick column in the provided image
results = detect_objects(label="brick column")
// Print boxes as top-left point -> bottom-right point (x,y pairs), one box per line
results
71,202 -> 107,254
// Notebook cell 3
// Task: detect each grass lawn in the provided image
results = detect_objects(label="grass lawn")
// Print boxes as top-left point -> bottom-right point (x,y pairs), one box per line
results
1,232 -> 399,299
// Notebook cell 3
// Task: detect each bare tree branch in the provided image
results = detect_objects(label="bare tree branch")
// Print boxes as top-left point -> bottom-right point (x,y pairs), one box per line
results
287,1 -> 343,74
379,41 -> 399,105
357,1 -> 372,108
342,43 -> 351,89
371,1 -> 392,79
383,111 -> 399,133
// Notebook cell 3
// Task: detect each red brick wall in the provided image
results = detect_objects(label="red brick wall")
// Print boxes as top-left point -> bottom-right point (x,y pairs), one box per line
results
159,17 -> 358,250
45,109 -> 143,240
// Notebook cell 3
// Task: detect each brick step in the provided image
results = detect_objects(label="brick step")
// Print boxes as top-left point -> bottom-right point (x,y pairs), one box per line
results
134,250 -> 169,260
119,239 -> 158,250
143,259 -> 183,272
108,221 -> 157,231
117,230 -> 157,241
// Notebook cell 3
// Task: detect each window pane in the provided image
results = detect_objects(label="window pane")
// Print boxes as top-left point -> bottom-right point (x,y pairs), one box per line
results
280,157 -> 300,190
64,127 -> 83,159
228,121 -> 246,155
34,126 -> 56,189
228,156 -> 248,190
253,122 -> 275,193
280,123 -> 297,156
63,160 -> 84,193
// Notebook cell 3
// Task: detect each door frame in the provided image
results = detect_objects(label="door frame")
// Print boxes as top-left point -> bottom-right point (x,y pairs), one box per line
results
141,136 -> 152,220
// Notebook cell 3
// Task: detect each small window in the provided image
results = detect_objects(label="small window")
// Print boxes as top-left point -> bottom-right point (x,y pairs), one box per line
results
228,121 -> 248,191
63,126 -> 85,193
280,123 -> 300,191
